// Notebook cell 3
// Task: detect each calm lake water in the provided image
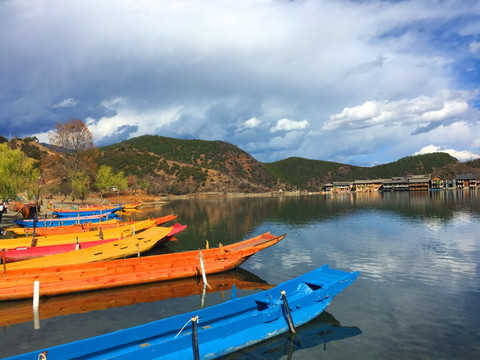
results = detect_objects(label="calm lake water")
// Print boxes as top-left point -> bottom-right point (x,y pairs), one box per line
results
1,190 -> 480,359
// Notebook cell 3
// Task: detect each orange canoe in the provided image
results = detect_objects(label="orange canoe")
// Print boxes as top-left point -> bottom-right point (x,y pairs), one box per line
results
0,231 -> 285,300
6,214 -> 176,237
0,269 -> 273,327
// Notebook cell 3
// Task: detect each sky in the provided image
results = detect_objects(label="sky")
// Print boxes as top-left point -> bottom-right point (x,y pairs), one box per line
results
1,0 -> 480,166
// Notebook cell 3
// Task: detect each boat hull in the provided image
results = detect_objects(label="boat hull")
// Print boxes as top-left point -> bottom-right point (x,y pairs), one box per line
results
0,232 -> 283,300
13,213 -> 120,227
1,218 -> 160,249
52,205 -> 124,218
2,223 -> 184,270
5,265 -> 358,360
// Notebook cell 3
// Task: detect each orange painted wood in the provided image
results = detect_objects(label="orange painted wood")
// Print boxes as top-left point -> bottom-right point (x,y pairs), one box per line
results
0,232 -> 285,300
0,270 -> 273,326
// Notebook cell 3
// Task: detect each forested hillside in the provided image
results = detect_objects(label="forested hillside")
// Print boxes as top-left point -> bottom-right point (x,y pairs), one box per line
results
3,134 -> 478,195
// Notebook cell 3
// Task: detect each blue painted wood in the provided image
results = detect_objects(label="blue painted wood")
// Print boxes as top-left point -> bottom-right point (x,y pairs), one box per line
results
6,265 -> 359,360
52,206 -> 124,218
13,213 -> 121,228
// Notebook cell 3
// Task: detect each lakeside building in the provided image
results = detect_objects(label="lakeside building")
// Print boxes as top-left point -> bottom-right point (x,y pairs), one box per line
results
323,174 -> 478,192
456,174 -> 478,188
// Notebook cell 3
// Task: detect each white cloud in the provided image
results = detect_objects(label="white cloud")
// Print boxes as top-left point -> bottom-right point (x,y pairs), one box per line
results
270,118 -> 309,133
236,117 -> 261,133
414,145 -> 480,162
86,97 -> 184,144
469,41 -> 480,54
52,98 -> 78,109
323,91 -> 475,132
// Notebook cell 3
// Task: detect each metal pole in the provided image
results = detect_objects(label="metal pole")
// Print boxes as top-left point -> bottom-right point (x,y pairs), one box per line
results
281,290 -> 296,334
191,316 -> 200,360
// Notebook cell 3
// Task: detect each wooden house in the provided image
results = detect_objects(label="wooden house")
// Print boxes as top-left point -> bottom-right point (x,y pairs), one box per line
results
430,176 -> 445,189
456,174 -> 478,188
408,175 -> 431,191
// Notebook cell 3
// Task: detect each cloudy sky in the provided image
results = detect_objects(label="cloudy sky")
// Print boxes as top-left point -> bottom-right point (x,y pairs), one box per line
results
1,0 -> 480,165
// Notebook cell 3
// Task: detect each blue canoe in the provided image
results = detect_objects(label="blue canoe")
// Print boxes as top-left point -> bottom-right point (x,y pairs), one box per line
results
52,205 -> 124,218
6,264 -> 359,360
13,213 -> 120,228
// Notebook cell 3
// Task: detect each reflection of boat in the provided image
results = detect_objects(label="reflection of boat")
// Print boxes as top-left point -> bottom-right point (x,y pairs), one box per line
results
0,268 -> 273,327
4,224 -> 185,270
0,231 -> 283,300
7,265 -> 358,360
224,311 -> 362,359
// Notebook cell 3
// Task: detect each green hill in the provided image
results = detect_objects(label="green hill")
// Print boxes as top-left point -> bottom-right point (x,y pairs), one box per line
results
265,153 -> 459,189
98,135 -> 283,194
98,135 -> 460,192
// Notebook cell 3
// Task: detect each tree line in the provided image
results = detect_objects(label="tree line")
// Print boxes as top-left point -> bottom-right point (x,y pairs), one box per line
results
0,119 -> 127,202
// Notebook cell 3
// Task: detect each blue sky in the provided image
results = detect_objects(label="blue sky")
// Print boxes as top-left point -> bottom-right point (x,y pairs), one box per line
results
1,0 -> 480,165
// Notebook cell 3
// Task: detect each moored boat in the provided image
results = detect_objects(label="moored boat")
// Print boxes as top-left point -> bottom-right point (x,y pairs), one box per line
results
0,231 -> 284,300
2,223 -> 186,270
51,205 -> 124,218
5,214 -> 176,236
4,265 -> 358,360
0,218 -> 162,249
13,213 -> 120,228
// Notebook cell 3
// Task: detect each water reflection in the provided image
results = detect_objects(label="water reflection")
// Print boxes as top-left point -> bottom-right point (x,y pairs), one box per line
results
0,268 -> 271,328
137,191 -> 480,252
222,311 -> 362,359
2,191 -> 479,359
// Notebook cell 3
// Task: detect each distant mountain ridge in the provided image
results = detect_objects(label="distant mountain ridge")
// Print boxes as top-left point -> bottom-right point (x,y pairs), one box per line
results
3,134 -> 478,195
97,135 -> 468,194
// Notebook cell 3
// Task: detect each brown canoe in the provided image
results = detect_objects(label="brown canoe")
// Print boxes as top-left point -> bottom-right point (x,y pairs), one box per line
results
0,231 -> 285,300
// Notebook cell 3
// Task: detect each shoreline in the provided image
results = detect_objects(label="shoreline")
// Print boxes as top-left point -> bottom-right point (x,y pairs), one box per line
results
0,190 -> 319,231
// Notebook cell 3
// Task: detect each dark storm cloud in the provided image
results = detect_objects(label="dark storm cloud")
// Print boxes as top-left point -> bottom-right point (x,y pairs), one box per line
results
1,0 -> 480,163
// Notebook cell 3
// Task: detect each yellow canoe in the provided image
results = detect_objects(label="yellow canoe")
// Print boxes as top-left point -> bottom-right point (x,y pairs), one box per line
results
0,218 -> 158,249
5,218 -> 121,236
3,224 -> 177,270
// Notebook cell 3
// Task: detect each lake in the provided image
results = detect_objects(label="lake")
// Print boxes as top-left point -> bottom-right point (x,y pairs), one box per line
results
1,190 -> 480,359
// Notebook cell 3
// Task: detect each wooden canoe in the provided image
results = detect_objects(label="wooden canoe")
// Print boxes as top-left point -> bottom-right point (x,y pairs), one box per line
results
5,265 -> 358,360
5,214 -> 176,237
0,269 -> 273,327
52,205 -> 124,218
5,218 -> 120,236
0,232 -> 284,300
13,213 -> 120,228
2,223 -> 185,270
0,218 -> 161,249
1,222 -> 185,263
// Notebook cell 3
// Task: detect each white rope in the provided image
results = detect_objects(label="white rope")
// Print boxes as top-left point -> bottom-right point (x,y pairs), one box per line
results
175,316 -> 199,339
273,295 -> 283,307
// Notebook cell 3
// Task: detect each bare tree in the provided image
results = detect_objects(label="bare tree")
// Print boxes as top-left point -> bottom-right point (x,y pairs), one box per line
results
48,119 -> 98,179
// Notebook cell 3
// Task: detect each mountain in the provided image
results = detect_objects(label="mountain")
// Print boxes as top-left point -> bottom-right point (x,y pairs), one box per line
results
97,135 -> 462,193
3,134 -> 477,195
265,152 -> 460,189
98,135 -> 284,194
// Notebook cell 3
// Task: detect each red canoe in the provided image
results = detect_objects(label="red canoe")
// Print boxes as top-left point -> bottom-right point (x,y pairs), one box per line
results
1,223 -> 186,263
